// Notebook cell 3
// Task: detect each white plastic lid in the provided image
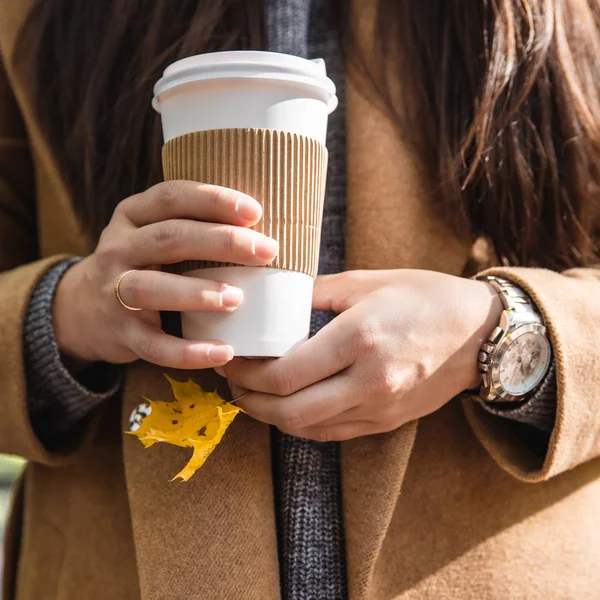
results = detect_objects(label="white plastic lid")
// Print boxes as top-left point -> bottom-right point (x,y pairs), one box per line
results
153,51 -> 338,114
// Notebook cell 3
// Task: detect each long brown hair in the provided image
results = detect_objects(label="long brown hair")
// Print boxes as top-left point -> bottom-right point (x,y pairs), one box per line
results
18,0 -> 600,270
17,1 -> 266,240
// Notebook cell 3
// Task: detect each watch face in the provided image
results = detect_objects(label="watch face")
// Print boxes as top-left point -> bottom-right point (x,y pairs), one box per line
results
498,330 -> 551,395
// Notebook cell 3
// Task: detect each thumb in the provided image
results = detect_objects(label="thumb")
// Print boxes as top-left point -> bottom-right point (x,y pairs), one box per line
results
312,273 -> 350,312
312,271 -> 376,313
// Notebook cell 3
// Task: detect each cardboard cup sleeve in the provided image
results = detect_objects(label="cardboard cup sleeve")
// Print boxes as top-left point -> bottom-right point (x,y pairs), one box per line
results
162,128 -> 328,278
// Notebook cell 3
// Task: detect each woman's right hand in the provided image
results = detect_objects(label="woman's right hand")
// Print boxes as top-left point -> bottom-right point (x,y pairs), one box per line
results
53,180 -> 278,370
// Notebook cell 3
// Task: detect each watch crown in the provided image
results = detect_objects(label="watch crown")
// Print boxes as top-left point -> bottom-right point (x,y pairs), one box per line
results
489,327 -> 504,344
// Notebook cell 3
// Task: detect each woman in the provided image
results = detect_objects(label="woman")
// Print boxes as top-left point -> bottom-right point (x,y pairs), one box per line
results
1,0 -> 599,598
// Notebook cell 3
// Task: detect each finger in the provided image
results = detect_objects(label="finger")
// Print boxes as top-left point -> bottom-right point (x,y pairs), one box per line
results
125,320 -> 234,370
224,380 -> 248,403
127,219 -> 279,267
236,375 -> 358,431
292,421 -> 377,442
221,312 -> 360,395
230,389 -> 251,404
118,181 -> 263,227
118,270 -> 243,312
312,270 -> 394,312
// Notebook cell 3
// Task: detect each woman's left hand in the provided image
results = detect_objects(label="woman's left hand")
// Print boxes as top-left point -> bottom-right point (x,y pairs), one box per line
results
219,269 -> 503,441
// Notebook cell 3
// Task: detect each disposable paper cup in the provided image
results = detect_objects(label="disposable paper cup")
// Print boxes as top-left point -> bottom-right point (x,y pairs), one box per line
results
153,51 -> 337,357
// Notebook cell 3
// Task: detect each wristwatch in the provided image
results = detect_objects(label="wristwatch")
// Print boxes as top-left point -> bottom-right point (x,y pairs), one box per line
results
476,276 -> 552,403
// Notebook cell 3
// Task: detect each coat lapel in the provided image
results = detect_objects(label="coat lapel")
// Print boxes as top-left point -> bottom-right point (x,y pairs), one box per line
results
341,423 -> 418,599
122,363 -> 280,600
341,2 -> 473,593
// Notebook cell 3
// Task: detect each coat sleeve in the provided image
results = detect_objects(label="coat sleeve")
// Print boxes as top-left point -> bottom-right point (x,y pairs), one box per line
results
0,57 -> 90,465
462,265 -> 600,483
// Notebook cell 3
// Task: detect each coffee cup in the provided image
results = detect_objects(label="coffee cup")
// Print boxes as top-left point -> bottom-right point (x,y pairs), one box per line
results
153,51 -> 337,357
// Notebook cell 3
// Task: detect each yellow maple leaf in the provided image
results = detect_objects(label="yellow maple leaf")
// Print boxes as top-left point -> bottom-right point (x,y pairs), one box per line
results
127,375 -> 243,481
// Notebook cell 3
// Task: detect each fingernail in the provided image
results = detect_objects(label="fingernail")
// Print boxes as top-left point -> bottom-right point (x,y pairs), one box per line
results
236,196 -> 261,222
208,345 -> 234,363
254,236 -> 279,260
221,285 -> 243,308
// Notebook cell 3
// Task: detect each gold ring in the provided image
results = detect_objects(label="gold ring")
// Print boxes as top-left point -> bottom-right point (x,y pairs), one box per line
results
114,270 -> 143,311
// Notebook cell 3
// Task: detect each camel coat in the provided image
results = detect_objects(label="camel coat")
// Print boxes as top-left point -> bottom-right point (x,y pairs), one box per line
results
1,2 -> 600,599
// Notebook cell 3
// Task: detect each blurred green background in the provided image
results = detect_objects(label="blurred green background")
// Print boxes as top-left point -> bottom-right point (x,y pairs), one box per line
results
0,455 -> 25,541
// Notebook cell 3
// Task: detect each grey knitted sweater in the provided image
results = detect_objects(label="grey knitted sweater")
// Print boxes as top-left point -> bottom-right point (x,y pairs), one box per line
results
23,2 -> 557,599
268,1 -> 348,598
